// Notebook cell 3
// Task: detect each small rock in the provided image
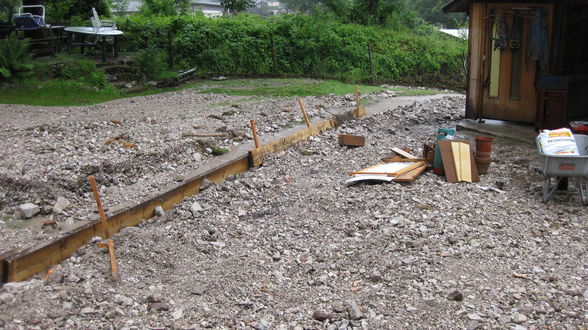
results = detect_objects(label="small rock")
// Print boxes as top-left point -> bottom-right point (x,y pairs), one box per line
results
447,290 -> 464,301
52,197 -> 71,214
348,300 -> 363,320
467,313 -> 483,321
191,286 -> 206,295
80,307 -> 97,315
154,206 -> 165,217
312,310 -> 332,321
18,203 -> 40,219
272,252 -> 281,261
191,202 -> 203,215
332,302 -> 346,313
466,320 -> 480,330
0,293 -> 13,304
149,302 -> 170,312
115,294 -> 134,306
513,312 -> 528,324
147,295 -> 162,303
171,309 -> 183,320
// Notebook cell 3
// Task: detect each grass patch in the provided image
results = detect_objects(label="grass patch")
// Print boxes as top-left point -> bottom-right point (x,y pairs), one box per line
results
0,80 -> 122,106
198,79 -> 385,97
393,87 -> 449,96
211,147 -> 229,155
0,77 -> 445,107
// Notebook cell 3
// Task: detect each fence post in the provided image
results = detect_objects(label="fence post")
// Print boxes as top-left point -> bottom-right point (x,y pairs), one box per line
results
368,42 -> 375,83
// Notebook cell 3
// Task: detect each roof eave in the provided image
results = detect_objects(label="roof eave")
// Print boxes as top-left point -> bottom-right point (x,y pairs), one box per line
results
443,0 -> 471,13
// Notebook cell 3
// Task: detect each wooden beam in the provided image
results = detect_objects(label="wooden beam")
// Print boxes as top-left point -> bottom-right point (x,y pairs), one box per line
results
297,98 -> 311,128
338,134 -> 365,147
2,103 -> 368,283
394,164 -> 427,183
4,155 -> 250,282
391,148 -> 418,159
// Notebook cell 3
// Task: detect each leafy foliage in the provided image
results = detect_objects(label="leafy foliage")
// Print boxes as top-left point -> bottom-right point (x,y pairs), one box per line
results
0,36 -> 32,81
116,14 -> 466,88
45,0 -> 110,23
0,0 -> 19,24
221,0 -> 255,15
410,0 -> 466,28
139,0 -> 189,17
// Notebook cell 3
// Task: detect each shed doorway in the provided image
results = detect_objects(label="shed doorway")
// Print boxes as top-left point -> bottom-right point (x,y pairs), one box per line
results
481,4 -> 553,123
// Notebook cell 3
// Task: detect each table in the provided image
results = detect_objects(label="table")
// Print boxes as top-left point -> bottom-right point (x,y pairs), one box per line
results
64,27 -> 123,63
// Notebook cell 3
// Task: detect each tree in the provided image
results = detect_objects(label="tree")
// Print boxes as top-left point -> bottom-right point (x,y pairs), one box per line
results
109,0 -> 131,16
0,0 -> 19,24
281,0 -> 323,13
45,0 -> 110,23
139,0 -> 189,16
221,0 -> 255,16
410,0 -> 466,28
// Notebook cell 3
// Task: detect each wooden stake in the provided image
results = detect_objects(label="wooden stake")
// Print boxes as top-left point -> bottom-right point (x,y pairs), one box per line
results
297,98 -> 311,128
107,239 -> 117,276
355,85 -> 360,110
250,120 -> 260,149
88,176 -> 118,279
89,175 -> 109,236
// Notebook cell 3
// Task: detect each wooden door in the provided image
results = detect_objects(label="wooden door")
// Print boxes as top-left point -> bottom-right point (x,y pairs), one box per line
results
481,4 -> 553,123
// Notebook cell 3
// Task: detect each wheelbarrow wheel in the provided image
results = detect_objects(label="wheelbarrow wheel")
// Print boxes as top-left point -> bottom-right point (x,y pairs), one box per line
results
579,177 -> 588,206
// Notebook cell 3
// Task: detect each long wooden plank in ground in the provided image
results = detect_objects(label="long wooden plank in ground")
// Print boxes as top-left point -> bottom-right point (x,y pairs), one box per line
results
250,107 -> 361,166
3,104 -> 367,283
4,155 -> 250,282
394,164 -> 427,183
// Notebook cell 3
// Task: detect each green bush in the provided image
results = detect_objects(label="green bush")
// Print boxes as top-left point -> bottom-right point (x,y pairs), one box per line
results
116,14 -> 467,87
0,36 -> 32,81
132,44 -> 170,80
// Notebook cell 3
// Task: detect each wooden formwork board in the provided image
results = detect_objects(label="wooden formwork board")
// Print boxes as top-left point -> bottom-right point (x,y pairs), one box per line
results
3,155 -> 250,282
2,104 -> 364,283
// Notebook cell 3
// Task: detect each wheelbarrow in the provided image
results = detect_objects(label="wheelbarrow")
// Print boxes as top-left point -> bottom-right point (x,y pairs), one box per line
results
536,134 -> 588,205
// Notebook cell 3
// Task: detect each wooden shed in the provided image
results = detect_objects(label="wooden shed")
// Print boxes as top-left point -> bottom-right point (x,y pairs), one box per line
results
443,0 -> 588,129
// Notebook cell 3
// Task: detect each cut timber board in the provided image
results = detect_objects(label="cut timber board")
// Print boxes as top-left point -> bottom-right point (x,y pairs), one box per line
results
338,134 -> 365,147
250,105 -> 365,167
350,161 -> 422,176
438,141 -> 458,183
391,148 -> 418,159
2,103 -> 366,283
394,164 -> 427,183
4,155 -> 250,282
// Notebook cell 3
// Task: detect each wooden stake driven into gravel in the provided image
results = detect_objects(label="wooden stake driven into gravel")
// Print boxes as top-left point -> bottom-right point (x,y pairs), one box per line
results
89,175 -> 118,279
355,85 -> 360,109
250,120 -> 260,149
297,98 -> 311,128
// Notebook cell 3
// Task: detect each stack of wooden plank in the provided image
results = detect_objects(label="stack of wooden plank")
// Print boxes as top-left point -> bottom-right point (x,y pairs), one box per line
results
437,141 -> 480,183
346,147 -> 428,186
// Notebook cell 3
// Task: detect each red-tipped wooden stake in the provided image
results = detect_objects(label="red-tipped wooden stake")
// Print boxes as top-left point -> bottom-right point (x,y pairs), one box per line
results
250,120 -> 260,149
89,175 -> 118,279
297,98 -> 311,128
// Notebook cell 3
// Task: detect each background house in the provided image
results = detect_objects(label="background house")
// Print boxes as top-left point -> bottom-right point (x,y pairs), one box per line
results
444,0 -> 588,130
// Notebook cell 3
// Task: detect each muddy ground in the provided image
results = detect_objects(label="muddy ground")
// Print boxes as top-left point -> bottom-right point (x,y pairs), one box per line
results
0,88 -> 586,329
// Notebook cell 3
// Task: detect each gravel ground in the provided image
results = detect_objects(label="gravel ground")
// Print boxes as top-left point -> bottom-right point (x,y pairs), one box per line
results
1,92 -> 587,329
0,86 -> 358,252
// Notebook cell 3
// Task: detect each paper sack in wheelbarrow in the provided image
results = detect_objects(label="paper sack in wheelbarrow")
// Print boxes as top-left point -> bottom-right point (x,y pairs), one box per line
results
536,134 -> 588,205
